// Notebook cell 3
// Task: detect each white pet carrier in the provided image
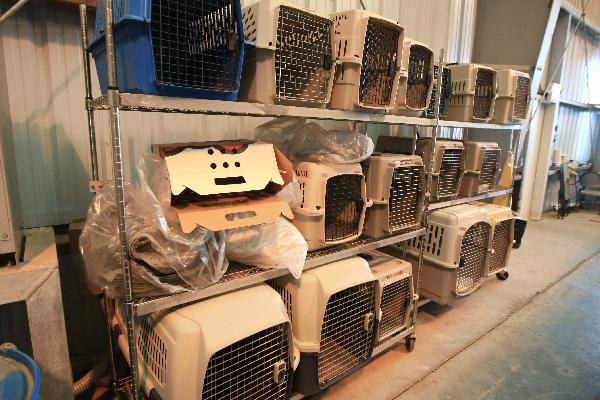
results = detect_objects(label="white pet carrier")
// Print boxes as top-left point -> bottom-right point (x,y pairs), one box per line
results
393,37 -> 434,116
407,204 -> 491,304
293,162 -> 370,250
475,202 -> 514,277
460,141 -> 500,196
239,0 -> 335,106
446,64 -> 497,122
272,256 -> 377,395
491,69 -> 531,123
364,153 -> 425,238
328,9 -> 404,111
114,285 -> 295,400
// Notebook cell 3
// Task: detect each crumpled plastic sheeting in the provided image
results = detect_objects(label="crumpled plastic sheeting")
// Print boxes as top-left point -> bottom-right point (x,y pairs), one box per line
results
225,217 -> 307,279
256,117 -> 374,164
79,155 -> 228,298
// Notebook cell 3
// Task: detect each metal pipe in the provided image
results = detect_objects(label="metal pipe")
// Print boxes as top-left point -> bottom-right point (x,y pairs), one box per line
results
0,0 -> 29,23
103,0 -> 140,399
79,4 -> 99,182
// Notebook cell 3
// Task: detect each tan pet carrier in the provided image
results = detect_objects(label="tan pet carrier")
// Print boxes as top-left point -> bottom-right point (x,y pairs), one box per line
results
460,141 -> 500,196
407,204 -> 491,304
364,153 -> 425,238
422,64 -> 452,119
446,63 -> 497,122
272,257 -> 377,395
491,69 -> 531,123
239,0 -> 335,107
475,202 -> 514,278
393,37 -> 434,116
328,9 -> 404,111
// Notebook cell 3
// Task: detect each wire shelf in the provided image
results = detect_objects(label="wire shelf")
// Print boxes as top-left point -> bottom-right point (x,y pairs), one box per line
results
428,189 -> 513,211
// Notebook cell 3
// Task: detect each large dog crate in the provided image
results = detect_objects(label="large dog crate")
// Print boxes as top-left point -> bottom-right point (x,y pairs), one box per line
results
272,257 -> 376,395
407,204 -> 491,304
460,141 -> 500,196
239,0 -> 335,106
423,64 -> 452,119
492,69 -> 531,123
475,202 -> 514,277
293,162 -> 369,250
364,153 -> 425,238
393,38 -> 434,116
90,0 -> 247,99
446,64 -> 497,122
114,285 -> 294,400
328,9 -> 404,111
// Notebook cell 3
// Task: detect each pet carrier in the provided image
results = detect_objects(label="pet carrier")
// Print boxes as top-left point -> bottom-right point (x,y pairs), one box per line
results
446,64 -> 497,122
272,256 -> 377,395
90,0 -> 247,99
239,0 -> 335,106
474,202 -> 514,278
407,204 -> 490,304
422,64 -> 452,119
460,141 -> 500,196
114,285 -> 295,400
393,38 -> 434,116
293,162 -> 370,250
328,9 -> 404,111
491,69 -> 531,123
364,153 -> 425,238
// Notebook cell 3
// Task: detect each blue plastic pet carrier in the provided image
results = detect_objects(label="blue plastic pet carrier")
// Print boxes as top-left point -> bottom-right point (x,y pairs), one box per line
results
89,0 -> 247,100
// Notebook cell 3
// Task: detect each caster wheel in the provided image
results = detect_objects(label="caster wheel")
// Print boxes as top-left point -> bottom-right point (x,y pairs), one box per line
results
496,271 -> 509,280
405,337 -> 415,352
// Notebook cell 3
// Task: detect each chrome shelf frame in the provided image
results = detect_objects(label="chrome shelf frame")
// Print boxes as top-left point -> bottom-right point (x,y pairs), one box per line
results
428,189 -> 513,210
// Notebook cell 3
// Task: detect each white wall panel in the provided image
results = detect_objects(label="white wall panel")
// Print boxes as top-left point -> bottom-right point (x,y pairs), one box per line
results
556,105 -> 599,162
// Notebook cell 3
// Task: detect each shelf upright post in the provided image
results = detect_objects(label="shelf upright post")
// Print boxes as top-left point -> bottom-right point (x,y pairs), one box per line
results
102,1 -> 140,399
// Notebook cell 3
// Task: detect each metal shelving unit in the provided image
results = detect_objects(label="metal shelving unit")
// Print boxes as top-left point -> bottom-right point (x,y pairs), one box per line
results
428,188 -> 513,210
78,3 -> 522,399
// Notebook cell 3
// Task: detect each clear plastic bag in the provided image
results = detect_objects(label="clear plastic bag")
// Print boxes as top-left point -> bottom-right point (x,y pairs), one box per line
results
255,117 -> 374,164
79,155 -> 228,298
225,217 -> 307,279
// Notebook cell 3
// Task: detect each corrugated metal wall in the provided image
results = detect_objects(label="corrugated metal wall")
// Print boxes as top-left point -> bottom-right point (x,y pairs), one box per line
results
565,0 -> 600,28
1,0 -> 469,228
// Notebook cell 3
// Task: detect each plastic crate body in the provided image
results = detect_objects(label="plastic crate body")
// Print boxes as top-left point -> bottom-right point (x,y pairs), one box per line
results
475,203 -> 514,276
293,162 -> 369,250
90,0 -> 246,99
446,63 -> 497,122
364,153 -> 424,238
460,141 -> 500,196
239,0 -> 334,106
393,38 -> 434,116
329,10 -> 404,111
492,69 -> 531,123
422,64 -> 452,119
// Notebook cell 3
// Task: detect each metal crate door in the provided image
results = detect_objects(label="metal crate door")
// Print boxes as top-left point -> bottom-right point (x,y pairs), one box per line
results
456,222 -> 491,295
202,323 -> 291,400
488,219 -> 513,274
151,0 -> 241,90
275,6 -> 333,102
425,65 -> 450,118
377,276 -> 412,343
324,174 -> 364,242
359,19 -> 400,107
513,76 -> 530,119
473,69 -> 495,119
388,166 -> 423,231
406,45 -> 432,109
437,149 -> 463,198
479,150 -> 500,192
318,282 -> 376,386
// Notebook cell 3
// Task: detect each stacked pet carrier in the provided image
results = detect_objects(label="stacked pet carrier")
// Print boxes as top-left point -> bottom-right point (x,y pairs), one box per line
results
329,10 -> 404,111
446,64 -> 498,122
492,69 -> 531,123
461,141 -> 501,196
364,153 -> 425,238
90,0 -> 247,99
422,64 -> 452,119
239,0 -> 335,106
393,38 -> 434,116
476,202 -> 514,279
115,285 -> 295,400
273,257 -> 377,395
292,162 -> 370,250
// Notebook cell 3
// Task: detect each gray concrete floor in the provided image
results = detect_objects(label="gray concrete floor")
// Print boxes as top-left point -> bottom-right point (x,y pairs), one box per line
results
317,210 -> 600,400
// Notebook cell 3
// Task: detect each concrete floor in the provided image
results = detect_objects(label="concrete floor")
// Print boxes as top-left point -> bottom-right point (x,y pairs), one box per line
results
316,210 -> 600,400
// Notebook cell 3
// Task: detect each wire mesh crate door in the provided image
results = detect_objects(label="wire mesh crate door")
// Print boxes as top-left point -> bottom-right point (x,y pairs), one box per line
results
388,166 -> 422,231
151,0 -> 240,91
437,149 -> 463,198
473,69 -> 494,119
488,219 -> 513,274
325,175 -> 364,242
378,277 -> 411,342
318,282 -> 376,386
479,150 -> 499,192
456,222 -> 490,295
513,76 -> 530,119
275,6 -> 333,102
406,45 -> 431,109
359,19 -> 399,107
202,324 -> 291,400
